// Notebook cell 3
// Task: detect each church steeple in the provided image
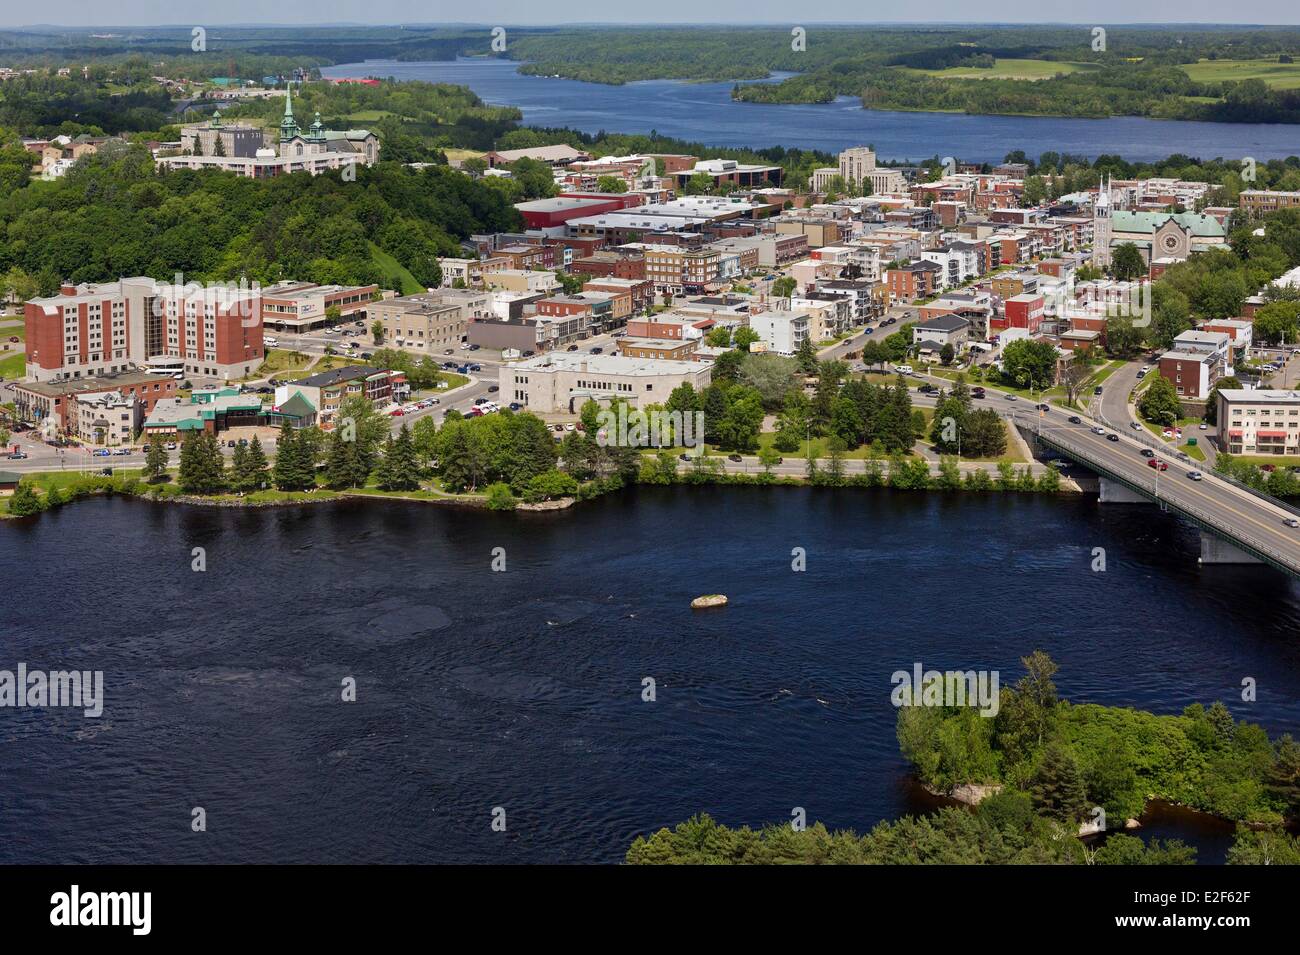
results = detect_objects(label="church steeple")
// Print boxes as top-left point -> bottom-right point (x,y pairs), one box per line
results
279,83 -> 300,142
309,111 -> 324,141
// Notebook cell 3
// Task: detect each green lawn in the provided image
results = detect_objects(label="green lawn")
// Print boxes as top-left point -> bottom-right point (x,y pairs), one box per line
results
1181,57 -> 1300,90
0,352 -> 25,378
1181,442 -> 1207,462
248,348 -> 314,379
904,58 -> 1097,81
368,241 -> 424,295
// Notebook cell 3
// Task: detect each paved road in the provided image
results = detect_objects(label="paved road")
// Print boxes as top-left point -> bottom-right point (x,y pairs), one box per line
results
1022,401 -> 1300,574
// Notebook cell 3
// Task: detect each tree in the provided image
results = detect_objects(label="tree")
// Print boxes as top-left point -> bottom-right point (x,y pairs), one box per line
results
272,419 -> 314,491
1029,743 -> 1089,824
1110,242 -> 1146,282
143,433 -> 168,483
705,326 -> 732,348
7,481 -> 44,516
1000,339 -> 1057,391
1252,301 -> 1300,345
245,436 -> 269,489
795,337 -> 818,375
939,342 -> 955,366
596,175 -> 627,193
177,430 -> 224,494
371,320 -> 385,346
375,424 -> 421,491
1138,374 -> 1181,427
1204,376 -> 1240,424
732,326 -> 761,352
962,409 -> 1006,458
771,276 -> 797,299
324,428 -> 368,489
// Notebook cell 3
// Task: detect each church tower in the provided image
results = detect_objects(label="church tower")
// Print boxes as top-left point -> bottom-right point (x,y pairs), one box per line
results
278,83 -> 300,146
1092,174 -> 1112,268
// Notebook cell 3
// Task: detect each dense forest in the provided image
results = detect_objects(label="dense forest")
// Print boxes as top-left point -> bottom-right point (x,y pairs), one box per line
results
0,143 -> 521,292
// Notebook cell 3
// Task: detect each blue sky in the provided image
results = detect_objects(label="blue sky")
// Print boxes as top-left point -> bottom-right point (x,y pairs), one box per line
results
4,4 -> 1299,28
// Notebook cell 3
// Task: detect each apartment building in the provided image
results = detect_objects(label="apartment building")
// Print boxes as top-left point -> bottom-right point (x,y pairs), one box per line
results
25,278 -> 263,383
370,292 -> 485,354
636,244 -> 722,294
886,261 -> 943,303
583,277 -> 655,316
501,353 -> 712,413
616,337 -> 699,361
819,278 -> 885,322
1239,190 -> 1300,216
485,269 -> 561,296
749,310 -> 811,355
72,390 -> 143,446
273,365 -> 407,430
1218,389 -> 1300,456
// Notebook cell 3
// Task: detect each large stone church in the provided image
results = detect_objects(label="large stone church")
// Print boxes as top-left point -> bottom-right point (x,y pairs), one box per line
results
1092,178 -> 1225,268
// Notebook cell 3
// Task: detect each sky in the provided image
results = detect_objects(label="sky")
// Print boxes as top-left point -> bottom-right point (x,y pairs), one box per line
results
4,3 -> 1299,29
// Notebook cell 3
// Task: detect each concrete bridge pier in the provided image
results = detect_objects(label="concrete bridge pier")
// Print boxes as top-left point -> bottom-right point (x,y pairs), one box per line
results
1199,534 -> 1262,565
1098,478 -> 1149,503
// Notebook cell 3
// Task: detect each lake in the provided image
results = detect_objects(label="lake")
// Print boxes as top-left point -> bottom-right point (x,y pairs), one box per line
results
2,488 -> 1298,863
322,58 -> 1300,164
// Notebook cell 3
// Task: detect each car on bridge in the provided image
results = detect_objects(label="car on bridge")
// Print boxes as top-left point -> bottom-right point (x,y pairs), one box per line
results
1147,458 -> 1169,471
1106,433 -> 1120,442
1140,449 -> 1155,458
1068,415 -> 1081,424
1091,427 -> 1106,435
1187,471 -> 1203,481
1286,518 -> 1300,528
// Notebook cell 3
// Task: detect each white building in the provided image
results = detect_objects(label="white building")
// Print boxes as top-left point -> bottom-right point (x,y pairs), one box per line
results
501,352 -> 712,413
1217,389 -> 1300,456
749,310 -> 811,355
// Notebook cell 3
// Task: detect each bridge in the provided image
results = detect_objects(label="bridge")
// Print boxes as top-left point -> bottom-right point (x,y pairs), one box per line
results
1011,407 -> 1300,577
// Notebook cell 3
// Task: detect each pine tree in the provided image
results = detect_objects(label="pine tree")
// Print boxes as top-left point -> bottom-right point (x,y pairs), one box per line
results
272,419 -> 300,491
1029,743 -> 1089,823
378,424 -> 421,491
324,430 -> 367,489
7,482 -> 44,516
229,442 -> 249,491
373,433 -> 398,490
177,430 -> 203,492
244,435 -> 269,490
144,433 -> 168,483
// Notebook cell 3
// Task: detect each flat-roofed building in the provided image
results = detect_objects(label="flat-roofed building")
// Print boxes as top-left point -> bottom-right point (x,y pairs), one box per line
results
72,390 -> 142,446
370,291 -> 489,355
259,281 -> 378,331
749,310 -> 811,356
1218,389 -> 1300,456
616,336 -> 699,361
501,352 -> 712,413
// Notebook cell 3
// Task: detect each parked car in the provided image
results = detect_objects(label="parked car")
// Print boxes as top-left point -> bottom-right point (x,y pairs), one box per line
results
1131,421 -> 1143,431
508,402 -> 522,411
679,453 -> 692,462
522,350 -> 535,357
488,385 -> 499,392
389,409 -> 404,417
567,344 -> 579,351
469,344 -> 480,351
444,349 -> 454,355
474,397 -> 488,405
360,353 -> 373,360
553,424 -> 565,432
93,448 -> 111,456
1199,423 -> 1209,430
1094,386 -> 1104,395
114,448 -> 132,455
7,451 -> 28,460
590,347 -> 603,355
564,423 -> 576,432
165,442 -> 177,451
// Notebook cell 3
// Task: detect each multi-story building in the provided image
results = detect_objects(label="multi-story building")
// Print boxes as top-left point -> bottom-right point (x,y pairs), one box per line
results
1218,389 -> 1300,456
637,244 -> 722,294
583,277 -> 655,316
616,337 -> 699,361
370,292 -> 486,354
25,278 -> 263,383
72,391 -> 143,446
273,365 -> 408,430
1239,190 -> 1300,216
180,112 -> 267,158
12,373 -> 176,432
259,281 -> 378,331
749,310 -> 811,355
501,353 -> 712,413
887,261 -> 943,303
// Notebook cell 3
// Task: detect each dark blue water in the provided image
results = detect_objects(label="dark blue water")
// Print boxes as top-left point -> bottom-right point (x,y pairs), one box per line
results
324,58 -> 1300,163
2,489 -> 1298,863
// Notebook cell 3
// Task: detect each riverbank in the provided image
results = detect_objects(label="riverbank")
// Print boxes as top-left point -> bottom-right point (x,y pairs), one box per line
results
3,456 -> 1077,520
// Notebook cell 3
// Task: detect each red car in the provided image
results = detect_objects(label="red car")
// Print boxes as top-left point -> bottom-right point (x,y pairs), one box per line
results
1147,458 -> 1169,471
389,408 -> 404,417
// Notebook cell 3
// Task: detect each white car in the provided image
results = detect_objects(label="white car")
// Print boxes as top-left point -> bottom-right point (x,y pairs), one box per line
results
1091,427 -> 1107,436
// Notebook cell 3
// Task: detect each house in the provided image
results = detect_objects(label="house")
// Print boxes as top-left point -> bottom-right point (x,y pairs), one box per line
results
0,471 -> 19,497
272,365 -> 407,430
912,315 -> 971,352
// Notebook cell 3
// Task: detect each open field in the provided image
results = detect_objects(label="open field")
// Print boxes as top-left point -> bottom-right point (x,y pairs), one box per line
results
1181,57 -> 1300,90
903,58 -> 1098,81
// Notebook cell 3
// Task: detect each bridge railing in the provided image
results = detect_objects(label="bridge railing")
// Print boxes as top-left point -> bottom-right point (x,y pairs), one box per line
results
1092,400 -> 1300,519
1020,419 -> 1300,573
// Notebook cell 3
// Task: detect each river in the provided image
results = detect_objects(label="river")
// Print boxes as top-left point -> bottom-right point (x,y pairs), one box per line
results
322,58 -> 1300,164
2,489 -> 1298,863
